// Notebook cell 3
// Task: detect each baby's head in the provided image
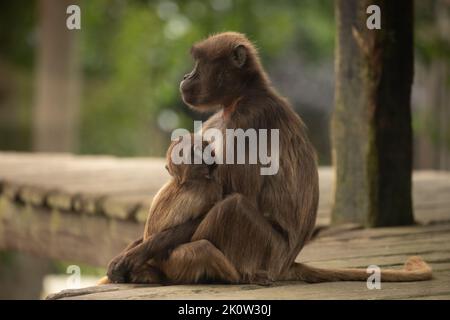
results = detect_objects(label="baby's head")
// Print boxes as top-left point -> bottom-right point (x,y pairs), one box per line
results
166,134 -> 216,183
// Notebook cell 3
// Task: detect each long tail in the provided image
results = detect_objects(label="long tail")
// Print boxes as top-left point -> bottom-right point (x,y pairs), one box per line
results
282,256 -> 432,283
97,276 -> 111,285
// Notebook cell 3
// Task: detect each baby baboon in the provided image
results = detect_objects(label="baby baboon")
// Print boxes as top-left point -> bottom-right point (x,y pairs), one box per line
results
102,134 -> 240,284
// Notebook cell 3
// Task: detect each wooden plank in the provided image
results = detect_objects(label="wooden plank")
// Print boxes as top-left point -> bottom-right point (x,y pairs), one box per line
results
0,196 -> 142,267
1,153 -> 450,300
44,221 -> 450,300
300,239 -> 450,264
1,153 -> 449,224
2,181 -> 21,201
51,273 -> 450,300
310,225 -> 450,249
315,223 -> 450,242
300,251 -> 450,270
409,294 -> 450,300
0,153 -> 170,216
46,284 -> 147,300
20,185 -> 51,207
101,194 -> 151,220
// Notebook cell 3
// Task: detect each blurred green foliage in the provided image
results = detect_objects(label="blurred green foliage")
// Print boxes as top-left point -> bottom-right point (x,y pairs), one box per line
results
0,0 -> 335,156
0,1 -> 35,150
415,1 -> 450,65
78,0 -> 334,156
0,0 -> 448,162
0,1 -> 36,68
413,0 -> 450,158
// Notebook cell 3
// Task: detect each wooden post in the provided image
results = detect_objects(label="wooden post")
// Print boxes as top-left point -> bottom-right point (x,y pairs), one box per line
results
33,0 -> 80,152
332,0 -> 414,227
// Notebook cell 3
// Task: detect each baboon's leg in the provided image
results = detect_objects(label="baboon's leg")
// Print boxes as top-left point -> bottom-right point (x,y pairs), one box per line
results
107,219 -> 202,283
191,193 -> 289,282
127,262 -> 166,284
161,239 -> 240,284
130,217 -> 203,263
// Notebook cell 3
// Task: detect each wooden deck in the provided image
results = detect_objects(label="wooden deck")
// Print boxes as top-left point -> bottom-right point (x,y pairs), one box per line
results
48,223 -> 450,300
0,152 -> 450,299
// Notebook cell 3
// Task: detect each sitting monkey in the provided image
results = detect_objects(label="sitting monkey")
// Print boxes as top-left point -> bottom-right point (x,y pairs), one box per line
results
102,32 -> 431,285
100,134 -> 237,284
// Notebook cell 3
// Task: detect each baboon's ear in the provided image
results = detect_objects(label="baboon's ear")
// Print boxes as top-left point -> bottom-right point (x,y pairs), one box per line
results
231,45 -> 247,68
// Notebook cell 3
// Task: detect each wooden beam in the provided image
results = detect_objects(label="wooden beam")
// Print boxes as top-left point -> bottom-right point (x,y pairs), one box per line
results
0,196 -> 142,267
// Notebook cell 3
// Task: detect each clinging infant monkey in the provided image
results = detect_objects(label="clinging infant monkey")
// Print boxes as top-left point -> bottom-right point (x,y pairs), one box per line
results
101,134 -> 239,284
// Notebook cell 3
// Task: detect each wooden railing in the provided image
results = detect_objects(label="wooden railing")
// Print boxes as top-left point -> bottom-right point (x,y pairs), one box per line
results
0,152 -> 449,268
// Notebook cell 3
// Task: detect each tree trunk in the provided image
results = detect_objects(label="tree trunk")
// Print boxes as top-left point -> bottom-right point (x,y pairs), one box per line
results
33,0 -> 80,152
332,0 -> 414,227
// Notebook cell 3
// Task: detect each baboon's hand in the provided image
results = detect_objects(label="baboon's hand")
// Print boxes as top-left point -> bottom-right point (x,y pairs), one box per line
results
107,253 -> 132,283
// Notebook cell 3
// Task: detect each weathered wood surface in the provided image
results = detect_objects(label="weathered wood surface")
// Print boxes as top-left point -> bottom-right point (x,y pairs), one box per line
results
47,222 -> 450,300
1,152 -> 449,226
0,152 -> 169,222
0,198 -> 142,266
0,152 -> 449,299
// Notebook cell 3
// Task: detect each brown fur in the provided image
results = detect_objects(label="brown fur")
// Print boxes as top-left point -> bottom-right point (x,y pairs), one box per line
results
101,32 -> 432,285
103,135 -> 238,284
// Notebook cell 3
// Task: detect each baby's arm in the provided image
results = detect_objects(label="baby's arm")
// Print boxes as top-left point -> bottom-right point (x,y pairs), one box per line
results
139,216 -> 203,262
107,216 -> 202,283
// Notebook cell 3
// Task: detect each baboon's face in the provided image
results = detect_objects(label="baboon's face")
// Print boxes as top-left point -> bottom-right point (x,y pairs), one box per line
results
179,35 -> 250,111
